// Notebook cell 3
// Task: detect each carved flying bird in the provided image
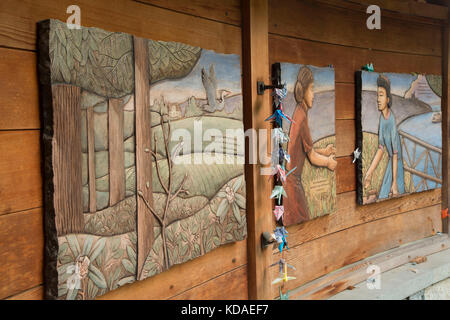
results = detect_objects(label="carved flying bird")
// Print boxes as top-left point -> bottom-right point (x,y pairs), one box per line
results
201,64 -> 232,113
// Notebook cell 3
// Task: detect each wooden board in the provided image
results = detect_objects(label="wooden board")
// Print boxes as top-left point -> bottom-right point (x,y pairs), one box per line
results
6,286 -> 44,300
268,0 -> 442,56
137,0 -> 241,26
336,156 -> 356,194
270,204 -> 442,298
0,208 -> 44,299
242,0 -> 273,300
269,34 -> 442,84
0,0 -> 241,54
52,84 -> 84,236
335,120 -> 356,157
324,0 -> 448,21
291,233 -> 450,300
0,48 -> 39,130
108,98 -> 125,206
282,188 -> 441,248
170,265 -> 248,300
98,240 -> 247,299
0,131 -> 42,215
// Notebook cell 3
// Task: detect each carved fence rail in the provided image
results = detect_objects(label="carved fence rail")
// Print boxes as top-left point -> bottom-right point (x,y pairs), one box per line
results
399,130 -> 442,192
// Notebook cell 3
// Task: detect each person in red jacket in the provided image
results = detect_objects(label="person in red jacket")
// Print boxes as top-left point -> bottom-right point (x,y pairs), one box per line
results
283,66 -> 337,226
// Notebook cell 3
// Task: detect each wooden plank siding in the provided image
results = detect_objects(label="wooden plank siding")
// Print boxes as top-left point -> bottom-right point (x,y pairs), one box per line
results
267,0 -> 445,299
0,0 -> 446,300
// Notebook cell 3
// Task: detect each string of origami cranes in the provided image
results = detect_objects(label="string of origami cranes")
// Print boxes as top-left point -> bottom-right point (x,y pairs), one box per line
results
263,62 -> 375,300
264,79 -> 297,300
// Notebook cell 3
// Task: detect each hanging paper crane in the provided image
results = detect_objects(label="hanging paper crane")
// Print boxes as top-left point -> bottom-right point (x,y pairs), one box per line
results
270,185 -> 287,205
279,148 -> 290,163
273,226 -> 289,253
265,105 -> 294,127
268,165 -> 296,184
270,258 -> 296,274
272,128 -> 289,144
271,260 -> 296,285
273,205 -> 284,221
279,287 -> 290,300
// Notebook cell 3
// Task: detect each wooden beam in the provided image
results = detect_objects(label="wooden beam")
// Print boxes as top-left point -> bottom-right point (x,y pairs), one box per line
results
108,98 -> 125,206
52,84 -> 84,236
443,11 -> 450,234
242,0 -> 273,300
134,36 -> 154,280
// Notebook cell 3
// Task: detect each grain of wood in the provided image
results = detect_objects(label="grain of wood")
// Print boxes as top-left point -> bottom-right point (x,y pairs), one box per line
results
52,84 -> 84,236
290,234 -> 449,300
0,131 -> 42,215
282,188 -> 441,250
270,204 -> 442,298
269,0 -> 442,56
335,119 -> 355,157
269,34 -> 441,84
0,0 -> 241,54
98,240 -> 247,299
242,0 -> 273,300
87,106 -> 96,212
336,156 -> 356,194
335,83 -> 355,120
328,0 -> 448,21
0,208 -> 44,299
108,98 -> 125,206
0,48 -> 39,130
134,36 -> 154,280
137,0 -> 241,26
6,286 -> 44,300
170,265 -> 248,300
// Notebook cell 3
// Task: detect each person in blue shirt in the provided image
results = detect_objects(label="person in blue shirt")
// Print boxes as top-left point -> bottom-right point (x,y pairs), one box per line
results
364,74 -> 405,199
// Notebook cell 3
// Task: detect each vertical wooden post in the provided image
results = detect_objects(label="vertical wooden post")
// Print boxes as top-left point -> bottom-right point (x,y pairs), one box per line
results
442,15 -> 450,235
134,36 -> 154,280
87,106 -> 97,212
108,98 -> 125,206
242,0 -> 273,299
52,84 -> 84,236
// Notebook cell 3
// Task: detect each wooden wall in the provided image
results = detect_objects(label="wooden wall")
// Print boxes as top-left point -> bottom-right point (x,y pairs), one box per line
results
0,0 -> 444,300
268,0 -> 444,299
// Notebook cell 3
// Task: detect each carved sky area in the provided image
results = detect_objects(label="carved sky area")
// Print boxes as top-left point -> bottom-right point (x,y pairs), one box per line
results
149,50 -> 242,105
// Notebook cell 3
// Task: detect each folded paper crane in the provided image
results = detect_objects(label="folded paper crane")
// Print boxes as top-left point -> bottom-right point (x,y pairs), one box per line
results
273,205 -> 284,221
270,185 -> 287,205
279,287 -> 290,300
265,105 -> 294,127
279,148 -> 290,163
270,258 -> 296,274
271,261 -> 296,285
274,226 -> 289,253
272,127 -> 289,144
268,165 -> 296,184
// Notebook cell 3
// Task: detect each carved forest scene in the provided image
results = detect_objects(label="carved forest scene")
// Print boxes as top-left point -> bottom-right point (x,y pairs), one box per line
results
38,19 -> 246,300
